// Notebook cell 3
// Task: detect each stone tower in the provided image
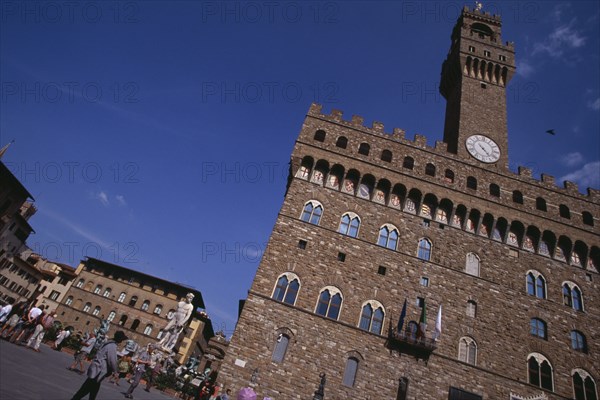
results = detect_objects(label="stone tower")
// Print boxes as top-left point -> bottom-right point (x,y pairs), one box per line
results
440,6 -> 515,169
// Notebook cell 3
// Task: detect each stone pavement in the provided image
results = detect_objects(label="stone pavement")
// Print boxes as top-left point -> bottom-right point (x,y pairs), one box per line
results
0,340 -> 177,400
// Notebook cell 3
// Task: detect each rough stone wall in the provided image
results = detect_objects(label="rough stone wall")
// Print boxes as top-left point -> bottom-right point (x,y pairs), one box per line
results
219,110 -> 598,399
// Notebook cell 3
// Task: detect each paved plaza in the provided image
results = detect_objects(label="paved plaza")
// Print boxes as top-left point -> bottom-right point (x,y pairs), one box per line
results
0,340 -> 177,400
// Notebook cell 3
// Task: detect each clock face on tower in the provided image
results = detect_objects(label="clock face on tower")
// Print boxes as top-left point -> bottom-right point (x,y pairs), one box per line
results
465,135 -> 501,163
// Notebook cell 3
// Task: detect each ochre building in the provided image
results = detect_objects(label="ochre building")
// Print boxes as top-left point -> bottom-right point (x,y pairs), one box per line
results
220,6 -> 599,400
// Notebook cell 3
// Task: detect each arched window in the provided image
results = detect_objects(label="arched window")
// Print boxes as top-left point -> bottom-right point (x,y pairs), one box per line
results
315,287 -> 342,320
272,273 -> 300,305
425,163 -> 436,177
272,333 -> 290,363
102,288 -> 111,298
65,296 -> 74,306
572,369 -> 597,400
118,292 -> 126,303
358,301 -> 385,335
417,238 -> 432,261
528,353 -> 553,391
336,136 -> 348,149
107,311 -> 116,322
513,190 -> 523,204
444,169 -> 455,183
377,224 -> 399,250
338,213 -> 360,238
143,324 -> 153,336
83,303 -> 91,313
465,253 -> 480,277
571,331 -> 588,353
93,285 -> 102,294
563,282 -> 584,311
300,200 -> 323,225
466,300 -> 477,318
128,296 -> 138,307
342,357 -> 359,387
75,279 -> 84,288
530,318 -> 547,340
526,272 -> 546,299
489,184 -> 500,197
466,176 -> 477,190
92,306 -> 101,316
153,305 -> 163,315
358,143 -> 370,156
458,337 -> 477,365
403,157 -> 414,170
131,319 -> 140,331
582,212 -> 594,226
167,309 -> 175,320
536,197 -> 547,211
141,300 -> 150,311
118,314 -> 128,326
381,150 -> 392,162
314,129 -> 326,142
560,204 -> 571,219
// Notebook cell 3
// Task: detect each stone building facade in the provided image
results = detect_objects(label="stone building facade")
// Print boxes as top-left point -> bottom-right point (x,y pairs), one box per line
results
55,257 -> 212,364
219,6 -> 599,400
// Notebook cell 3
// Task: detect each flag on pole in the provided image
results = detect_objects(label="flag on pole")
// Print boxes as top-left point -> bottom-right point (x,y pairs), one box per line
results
396,298 -> 407,333
416,298 -> 427,339
0,140 -> 14,159
434,304 -> 442,341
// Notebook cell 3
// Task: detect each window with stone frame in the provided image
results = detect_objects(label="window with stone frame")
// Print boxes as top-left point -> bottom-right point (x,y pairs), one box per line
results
530,318 -> 547,340
93,285 -> 102,294
528,353 -> 553,391
563,282 -> 584,311
143,324 -> 153,336
272,333 -> 290,363
76,279 -> 84,288
102,288 -> 111,298
107,311 -> 116,322
465,253 -> 480,276
377,224 -> 399,250
92,306 -> 101,316
466,300 -> 477,318
141,300 -> 150,311
571,331 -> 588,353
315,287 -> 342,320
83,302 -> 91,313
458,337 -> 477,365
526,271 -> 546,299
417,238 -> 432,261
338,213 -> 360,238
448,387 -> 483,400
153,304 -> 163,315
65,296 -> 73,306
342,357 -> 359,387
300,200 -> 323,225
572,369 -> 598,400
358,301 -> 385,335
118,292 -> 126,303
272,273 -> 300,305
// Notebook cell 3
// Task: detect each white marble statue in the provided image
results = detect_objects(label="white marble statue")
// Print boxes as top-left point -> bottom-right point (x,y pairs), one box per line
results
158,293 -> 194,351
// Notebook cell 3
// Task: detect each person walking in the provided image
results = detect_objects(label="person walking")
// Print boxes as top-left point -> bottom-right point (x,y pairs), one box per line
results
69,333 -> 96,374
124,344 -> 154,398
27,310 -> 55,351
0,301 -> 13,325
70,330 -> 128,400
53,328 -> 71,350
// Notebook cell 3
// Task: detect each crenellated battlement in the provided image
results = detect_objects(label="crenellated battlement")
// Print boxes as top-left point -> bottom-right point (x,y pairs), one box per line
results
307,103 -> 598,201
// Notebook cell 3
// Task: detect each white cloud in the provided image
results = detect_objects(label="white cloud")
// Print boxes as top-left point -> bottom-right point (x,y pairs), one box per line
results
115,195 -> 127,207
533,22 -> 586,58
559,161 -> 600,189
516,60 -> 535,78
39,208 -> 111,249
588,98 -> 600,111
560,152 -> 584,167
95,191 -> 110,207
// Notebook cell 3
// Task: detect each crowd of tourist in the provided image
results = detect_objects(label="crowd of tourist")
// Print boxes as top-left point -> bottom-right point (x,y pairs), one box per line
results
0,299 -> 260,400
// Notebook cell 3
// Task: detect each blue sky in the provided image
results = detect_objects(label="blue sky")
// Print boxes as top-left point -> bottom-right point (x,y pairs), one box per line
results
1,1 -> 598,335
